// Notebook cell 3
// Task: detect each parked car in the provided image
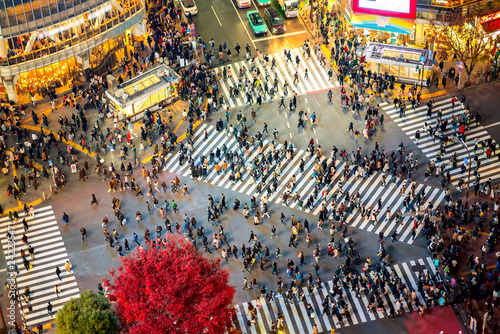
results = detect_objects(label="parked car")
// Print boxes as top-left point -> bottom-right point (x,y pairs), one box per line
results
233,0 -> 251,8
180,0 -> 198,16
264,8 -> 286,34
247,10 -> 268,36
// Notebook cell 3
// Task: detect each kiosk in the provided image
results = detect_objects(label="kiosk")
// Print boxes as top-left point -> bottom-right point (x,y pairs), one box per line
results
361,42 -> 435,84
105,64 -> 181,122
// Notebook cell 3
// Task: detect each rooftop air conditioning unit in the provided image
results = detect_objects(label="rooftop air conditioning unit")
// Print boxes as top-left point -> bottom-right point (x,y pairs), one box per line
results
115,89 -> 124,98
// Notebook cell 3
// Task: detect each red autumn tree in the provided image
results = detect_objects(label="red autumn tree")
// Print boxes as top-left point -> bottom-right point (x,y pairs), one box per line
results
102,234 -> 236,334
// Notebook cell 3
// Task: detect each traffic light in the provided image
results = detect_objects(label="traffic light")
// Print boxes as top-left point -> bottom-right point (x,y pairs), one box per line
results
416,65 -> 420,72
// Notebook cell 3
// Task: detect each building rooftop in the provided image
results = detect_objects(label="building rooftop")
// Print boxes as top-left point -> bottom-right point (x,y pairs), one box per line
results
363,42 -> 435,67
105,64 -> 181,109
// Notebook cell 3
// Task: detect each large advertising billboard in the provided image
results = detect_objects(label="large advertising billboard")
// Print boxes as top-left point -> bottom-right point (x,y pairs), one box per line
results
352,0 -> 417,20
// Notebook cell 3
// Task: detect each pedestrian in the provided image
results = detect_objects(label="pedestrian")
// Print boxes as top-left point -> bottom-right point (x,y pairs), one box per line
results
55,266 -> 62,281
64,260 -> 72,272
23,258 -> 31,271
243,277 -> 250,290
28,245 -> 35,260
132,233 -> 140,246
312,262 -> 320,276
116,243 -> 124,256
47,302 -> 53,317
22,218 -> 29,231
54,285 -> 61,298
90,193 -> 98,205
21,233 -> 29,246
80,227 -> 87,242
62,212 -> 69,224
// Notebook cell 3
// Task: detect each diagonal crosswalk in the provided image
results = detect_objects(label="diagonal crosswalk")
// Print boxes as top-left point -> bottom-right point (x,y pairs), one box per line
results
0,205 -> 80,327
234,257 -> 439,334
215,47 -> 340,108
379,99 -> 499,188
161,124 -> 445,243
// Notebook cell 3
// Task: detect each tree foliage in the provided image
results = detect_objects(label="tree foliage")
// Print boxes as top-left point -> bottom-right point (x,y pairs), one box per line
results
103,234 -> 236,334
431,11 -> 495,83
55,290 -> 119,334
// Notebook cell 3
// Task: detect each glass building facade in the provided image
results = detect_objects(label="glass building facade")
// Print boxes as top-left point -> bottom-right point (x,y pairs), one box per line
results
0,0 -> 146,103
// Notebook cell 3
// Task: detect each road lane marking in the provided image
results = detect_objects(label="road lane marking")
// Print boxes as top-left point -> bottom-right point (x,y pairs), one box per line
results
252,30 -> 307,42
211,6 -> 223,26
484,121 -> 500,129
230,0 -> 256,49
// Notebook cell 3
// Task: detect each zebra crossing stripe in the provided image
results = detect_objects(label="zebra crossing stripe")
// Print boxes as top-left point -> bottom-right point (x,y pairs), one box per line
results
408,190 -> 445,245
401,262 -> 425,306
302,287 -> 324,332
382,98 -> 449,115
295,294 -> 315,332
357,282 -> 376,321
243,302 -> 259,334
383,98 -> 499,187
233,258 -> 437,333
0,205 -> 80,327
215,47 -> 338,107
366,180 -> 403,232
277,297 -> 298,334
269,151 -> 306,200
312,285 -> 334,330
0,205 -> 53,224
163,123 -> 446,243
357,180 -> 393,230
235,305 -> 247,333
251,300 -> 268,333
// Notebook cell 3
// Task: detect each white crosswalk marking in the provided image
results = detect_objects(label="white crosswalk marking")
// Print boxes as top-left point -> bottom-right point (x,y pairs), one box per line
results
163,125 -> 446,243
234,257 -> 438,333
214,48 -> 339,108
0,205 -> 80,327
381,98 -> 499,188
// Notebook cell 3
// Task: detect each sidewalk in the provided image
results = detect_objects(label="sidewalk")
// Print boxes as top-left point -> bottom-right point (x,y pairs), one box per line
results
320,43 -> 497,103
436,192 -> 500,334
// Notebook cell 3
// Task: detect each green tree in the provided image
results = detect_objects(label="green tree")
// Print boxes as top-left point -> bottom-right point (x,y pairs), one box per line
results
55,290 -> 119,334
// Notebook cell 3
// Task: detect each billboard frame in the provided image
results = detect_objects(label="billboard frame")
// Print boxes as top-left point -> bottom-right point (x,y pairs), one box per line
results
352,0 -> 417,20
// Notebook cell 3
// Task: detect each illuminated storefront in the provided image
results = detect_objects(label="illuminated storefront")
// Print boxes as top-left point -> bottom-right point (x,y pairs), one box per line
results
105,65 -> 181,122
0,0 -> 146,103
16,57 -> 78,101
345,0 -> 416,45
481,11 -> 500,35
